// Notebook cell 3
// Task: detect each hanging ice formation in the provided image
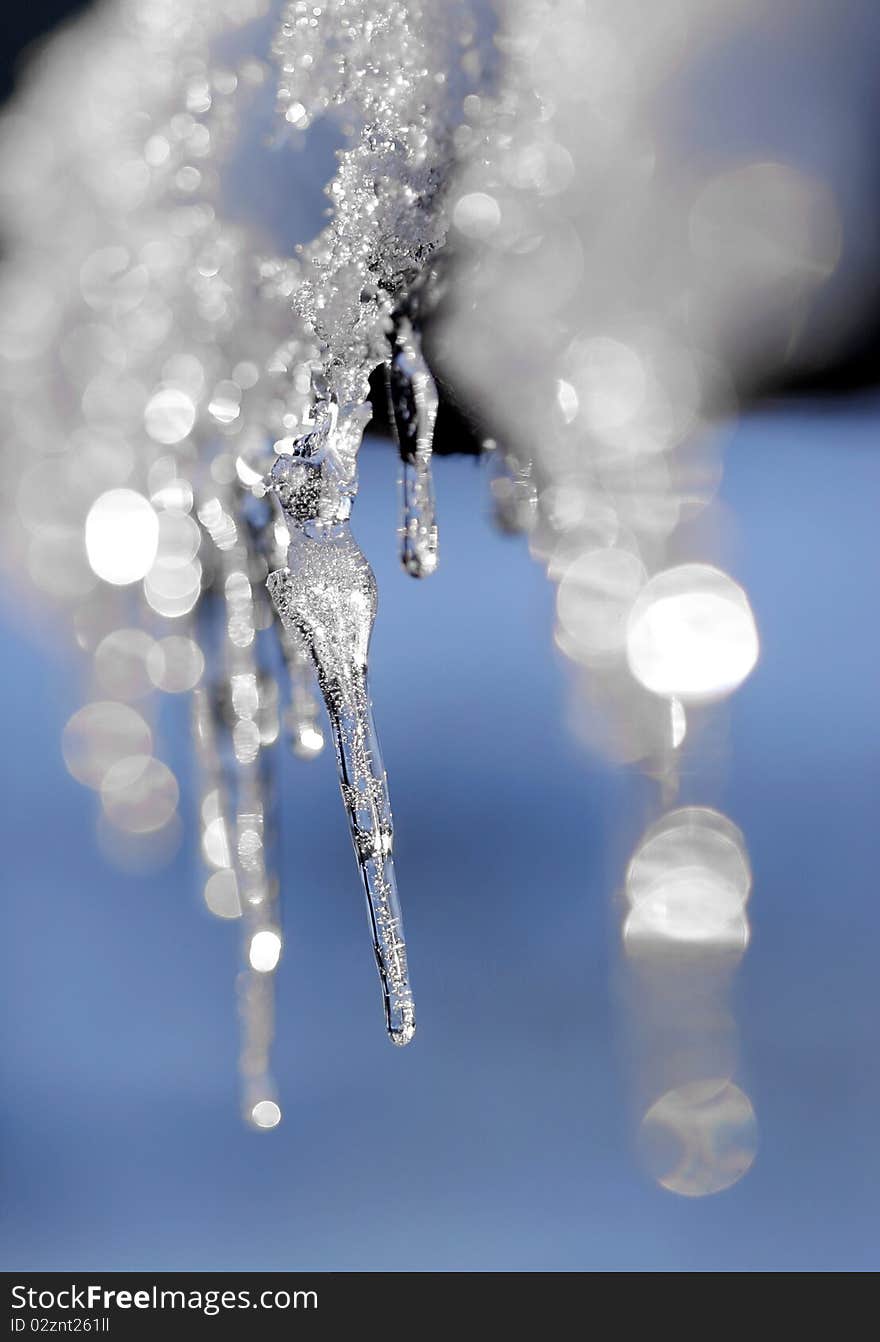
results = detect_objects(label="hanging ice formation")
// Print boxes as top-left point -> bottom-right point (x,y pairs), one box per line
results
260,0 -> 470,1051
0,0 -> 768,1142
0,0 -> 479,1122
265,404 -> 415,1044
387,313 -> 439,578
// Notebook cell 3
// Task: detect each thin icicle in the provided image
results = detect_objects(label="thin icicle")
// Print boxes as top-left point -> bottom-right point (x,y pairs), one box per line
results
198,486 -> 282,1115
489,450 -> 538,535
191,683 -> 242,920
238,967 -> 281,1129
387,316 -> 439,578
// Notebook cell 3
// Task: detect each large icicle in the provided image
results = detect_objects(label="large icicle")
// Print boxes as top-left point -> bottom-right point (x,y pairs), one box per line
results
265,405 -> 415,1046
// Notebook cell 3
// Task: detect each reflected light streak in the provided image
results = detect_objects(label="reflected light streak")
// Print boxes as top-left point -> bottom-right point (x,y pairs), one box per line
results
623,805 -> 756,1196
248,929 -> 282,974
62,702 -> 152,790
204,868 -> 242,920
624,806 -> 751,952
100,754 -> 179,834
626,564 -> 759,702
250,1099 -> 282,1129
555,547 -> 646,668
639,1079 -> 757,1197
85,489 -> 159,586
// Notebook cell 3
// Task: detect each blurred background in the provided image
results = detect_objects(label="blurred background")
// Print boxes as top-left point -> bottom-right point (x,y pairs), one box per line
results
1,0 -> 878,1271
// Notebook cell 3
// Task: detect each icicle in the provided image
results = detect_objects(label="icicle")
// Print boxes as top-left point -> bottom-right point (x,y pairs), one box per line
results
192,683 -> 242,920
238,967 -> 280,1129
198,487 -> 282,1115
489,449 -> 538,535
386,316 -> 439,578
265,406 -> 416,1046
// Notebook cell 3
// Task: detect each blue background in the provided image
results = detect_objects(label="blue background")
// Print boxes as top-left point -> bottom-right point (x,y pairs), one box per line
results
1,400 -> 878,1270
